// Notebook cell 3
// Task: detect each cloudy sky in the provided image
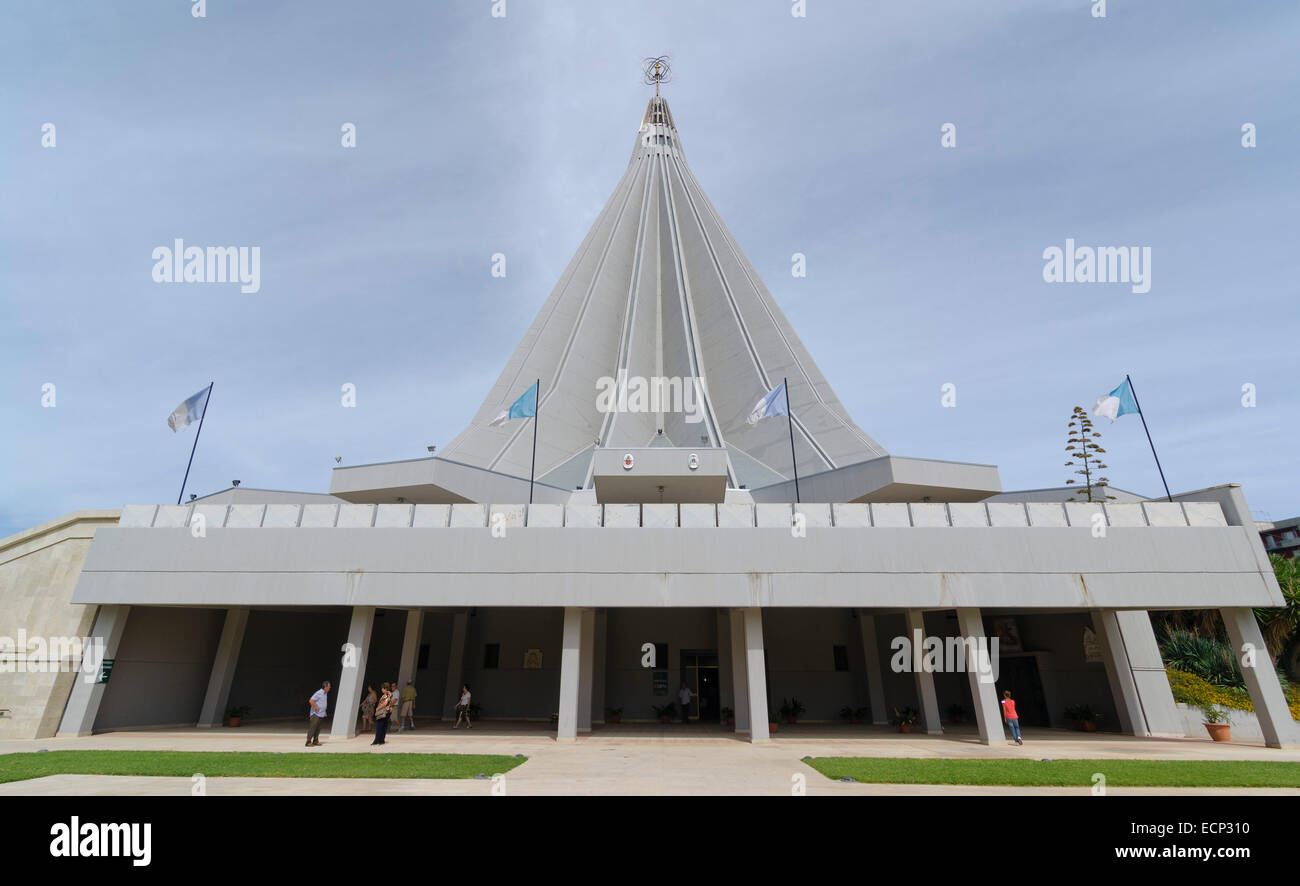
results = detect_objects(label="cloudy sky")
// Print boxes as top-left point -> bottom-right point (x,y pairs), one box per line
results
2,0 -> 1297,538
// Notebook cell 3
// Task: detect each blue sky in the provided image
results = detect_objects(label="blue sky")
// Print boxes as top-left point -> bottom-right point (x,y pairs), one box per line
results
2,0 -> 1297,538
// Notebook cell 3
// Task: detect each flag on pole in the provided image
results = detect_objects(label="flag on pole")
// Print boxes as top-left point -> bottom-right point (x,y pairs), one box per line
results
489,382 -> 538,426
745,380 -> 789,426
167,387 -> 211,432
1092,379 -> 1138,423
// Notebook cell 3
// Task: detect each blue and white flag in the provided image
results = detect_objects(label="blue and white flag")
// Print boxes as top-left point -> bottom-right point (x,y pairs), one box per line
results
489,382 -> 538,426
746,380 -> 789,426
1092,378 -> 1138,423
167,386 -> 210,432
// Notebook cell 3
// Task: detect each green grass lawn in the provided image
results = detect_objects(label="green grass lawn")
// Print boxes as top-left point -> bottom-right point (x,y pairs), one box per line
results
803,757 -> 1300,788
0,750 -> 527,785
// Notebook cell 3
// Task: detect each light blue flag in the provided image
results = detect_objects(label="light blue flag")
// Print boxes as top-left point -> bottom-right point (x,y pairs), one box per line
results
1092,378 -> 1138,423
489,382 -> 538,426
167,386 -> 210,432
745,380 -> 789,426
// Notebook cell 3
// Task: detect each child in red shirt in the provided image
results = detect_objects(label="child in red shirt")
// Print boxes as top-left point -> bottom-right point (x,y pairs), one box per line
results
1001,690 -> 1023,745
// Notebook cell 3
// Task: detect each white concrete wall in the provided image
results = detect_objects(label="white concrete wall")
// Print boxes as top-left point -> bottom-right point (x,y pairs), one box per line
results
0,511 -> 119,739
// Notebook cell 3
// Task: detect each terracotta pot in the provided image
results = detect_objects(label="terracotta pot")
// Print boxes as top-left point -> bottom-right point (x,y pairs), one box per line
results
787,717 -> 797,726
1204,722 -> 1231,742
899,723 -> 912,734
660,715 -> 671,724
727,716 -> 735,729
610,715 -> 621,724
849,717 -> 859,725
768,722 -> 778,734
227,717 -> 241,728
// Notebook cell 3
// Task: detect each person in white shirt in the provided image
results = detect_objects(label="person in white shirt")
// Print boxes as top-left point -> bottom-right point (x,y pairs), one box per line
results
454,684 -> 473,729
306,680 -> 330,747
678,682 -> 693,724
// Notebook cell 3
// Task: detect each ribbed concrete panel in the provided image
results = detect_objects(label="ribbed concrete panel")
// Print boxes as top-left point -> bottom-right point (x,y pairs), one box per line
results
437,96 -> 887,489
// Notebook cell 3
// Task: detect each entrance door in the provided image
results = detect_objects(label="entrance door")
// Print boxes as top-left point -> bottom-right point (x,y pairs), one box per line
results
995,655 -> 1049,726
680,651 -> 720,721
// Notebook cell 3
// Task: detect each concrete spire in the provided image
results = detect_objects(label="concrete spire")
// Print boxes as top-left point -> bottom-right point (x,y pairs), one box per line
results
438,95 -> 888,492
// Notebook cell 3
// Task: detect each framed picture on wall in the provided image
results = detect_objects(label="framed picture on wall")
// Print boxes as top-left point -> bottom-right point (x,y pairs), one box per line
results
523,648 -> 543,669
991,618 -> 1023,652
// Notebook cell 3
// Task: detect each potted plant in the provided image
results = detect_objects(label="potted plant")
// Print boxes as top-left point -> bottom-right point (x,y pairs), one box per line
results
839,705 -> 867,725
1202,705 -> 1231,742
605,706 -> 623,725
779,697 -> 805,726
721,707 -> 734,729
652,702 -> 676,724
1064,704 -> 1100,732
948,703 -> 967,724
225,705 -> 251,727
889,706 -> 920,734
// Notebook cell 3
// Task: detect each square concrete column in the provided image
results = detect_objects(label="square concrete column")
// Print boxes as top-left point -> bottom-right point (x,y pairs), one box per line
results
1221,607 -> 1299,748
729,608 -> 751,734
592,610 -> 608,725
441,610 -> 469,721
57,605 -> 131,737
1092,609 -> 1145,735
857,609 -> 889,725
905,609 -> 943,734
956,607 -> 1004,745
557,607 -> 585,741
742,607 -> 770,742
396,610 -> 424,692
197,607 -> 249,727
330,606 -> 374,739
717,609 -> 734,715
578,608 -> 595,733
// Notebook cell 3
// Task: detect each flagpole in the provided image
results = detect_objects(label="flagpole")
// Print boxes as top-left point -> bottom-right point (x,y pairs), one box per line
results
784,377 -> 801,503
529,379 -> 540,505
1125,374 -> 1172,503
177,382 -> 214,505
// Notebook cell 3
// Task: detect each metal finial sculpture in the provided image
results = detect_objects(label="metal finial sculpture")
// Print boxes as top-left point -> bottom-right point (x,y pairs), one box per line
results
642,56 -> 672,97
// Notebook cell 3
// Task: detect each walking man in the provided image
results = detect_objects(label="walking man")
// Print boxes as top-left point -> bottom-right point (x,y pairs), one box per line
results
306,680 -> 330,747
1001,689 -> 1023,745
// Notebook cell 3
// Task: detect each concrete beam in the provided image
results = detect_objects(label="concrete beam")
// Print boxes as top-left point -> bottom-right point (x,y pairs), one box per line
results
197,607 -> 249,727
1221,607 -> 1299,749
729,608 -> 750,733
557,607 -> 583,741
56,605 -> 131,737
905,609 -> 942,734
743,607 -> 769,742
857,609 -> 889,725
578,608 -> 595,732
1093,609 -> 1144,735
956,608 -> 1003,745
330,606 -> 374,739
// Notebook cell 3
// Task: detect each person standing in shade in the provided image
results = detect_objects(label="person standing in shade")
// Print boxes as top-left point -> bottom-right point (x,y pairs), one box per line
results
372,682 -> 393,746
389,680 -> 402,733
453,684 -> 473,729
401,680 -> 418,731
306,680 -> 330,747
360,683 -> 377,734
678,682 -> 693,724
1001,689 -> 1023,745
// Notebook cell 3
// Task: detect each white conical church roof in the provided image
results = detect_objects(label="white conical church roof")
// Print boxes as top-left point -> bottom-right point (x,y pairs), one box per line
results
438,94 -> 887,491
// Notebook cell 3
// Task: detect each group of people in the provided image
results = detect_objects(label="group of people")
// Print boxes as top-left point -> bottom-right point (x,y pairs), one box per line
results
304,679 -> 475,747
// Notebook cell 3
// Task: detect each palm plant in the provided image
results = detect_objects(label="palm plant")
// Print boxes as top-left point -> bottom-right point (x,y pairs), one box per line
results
1255,554 -> 1300,660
